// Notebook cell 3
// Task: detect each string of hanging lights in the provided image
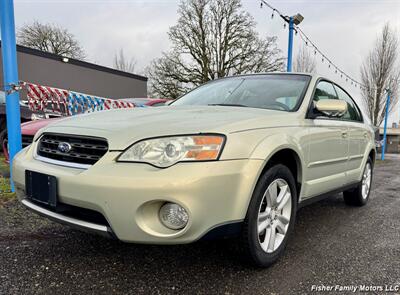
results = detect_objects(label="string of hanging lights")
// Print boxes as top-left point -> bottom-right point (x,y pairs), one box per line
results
259,0 -> 366,90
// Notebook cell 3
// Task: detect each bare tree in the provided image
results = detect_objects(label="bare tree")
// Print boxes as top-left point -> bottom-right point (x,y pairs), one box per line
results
360,24 -> 400,126
17,21 -> 85,60
147,54 -> 188,99
113,49 -> 136,73
293,45 -> 316,73
147,0 -> 284,98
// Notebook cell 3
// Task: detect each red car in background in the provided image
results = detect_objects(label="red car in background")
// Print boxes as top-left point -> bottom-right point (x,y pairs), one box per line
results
121,98 -> 169,107
3,98 -> 171,162
3,118 -> 61,162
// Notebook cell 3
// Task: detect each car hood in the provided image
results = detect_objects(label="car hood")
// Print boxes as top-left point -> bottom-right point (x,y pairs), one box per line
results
41,105 -> 301,150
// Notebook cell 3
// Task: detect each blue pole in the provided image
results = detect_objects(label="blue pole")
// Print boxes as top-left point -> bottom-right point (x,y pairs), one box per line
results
0,0 -> 22,190
287,17 -> 294,72
381,90 -> 390,160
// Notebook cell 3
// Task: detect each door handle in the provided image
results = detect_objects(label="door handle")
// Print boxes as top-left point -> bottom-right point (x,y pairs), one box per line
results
341,131 -> 348,138
364,132 -> 368,138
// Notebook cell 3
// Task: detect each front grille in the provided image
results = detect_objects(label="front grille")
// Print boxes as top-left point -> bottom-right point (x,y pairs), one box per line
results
22,135 -> 34,148
37,133 -> 108,165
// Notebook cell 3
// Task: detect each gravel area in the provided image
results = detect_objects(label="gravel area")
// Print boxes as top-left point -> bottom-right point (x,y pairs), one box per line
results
0,159 -> 399,294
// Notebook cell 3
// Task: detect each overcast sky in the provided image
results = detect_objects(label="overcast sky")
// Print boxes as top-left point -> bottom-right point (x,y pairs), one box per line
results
13,0 -> 400,124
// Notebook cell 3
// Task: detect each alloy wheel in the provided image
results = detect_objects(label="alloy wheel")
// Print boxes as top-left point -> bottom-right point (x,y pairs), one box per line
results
257,178 -> 292,253
361,162 -> 372,199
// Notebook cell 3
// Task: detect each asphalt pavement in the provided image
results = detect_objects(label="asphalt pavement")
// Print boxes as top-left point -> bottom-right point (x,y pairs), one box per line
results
0,159 -> 399,294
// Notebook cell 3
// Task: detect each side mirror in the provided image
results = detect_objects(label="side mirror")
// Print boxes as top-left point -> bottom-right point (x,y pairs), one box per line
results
314,99 -> 348,118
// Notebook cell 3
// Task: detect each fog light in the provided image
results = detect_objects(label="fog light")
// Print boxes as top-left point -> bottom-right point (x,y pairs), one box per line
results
159,202 -> 189,230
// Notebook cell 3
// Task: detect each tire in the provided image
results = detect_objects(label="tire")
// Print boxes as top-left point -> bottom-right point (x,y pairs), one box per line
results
0,129 -> 7,154
343,158 -> 373,206
0,118 -> 6,152
241,164 -> 297,268
0,129 -> 8,157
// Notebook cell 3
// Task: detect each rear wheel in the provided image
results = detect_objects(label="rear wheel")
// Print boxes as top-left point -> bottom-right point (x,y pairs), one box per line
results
241,164 -> 297,267
343,158 -> 373,206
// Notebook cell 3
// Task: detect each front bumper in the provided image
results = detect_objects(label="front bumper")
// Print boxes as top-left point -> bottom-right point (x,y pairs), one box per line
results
12,145 -> 264,244
21,199 -> 115,238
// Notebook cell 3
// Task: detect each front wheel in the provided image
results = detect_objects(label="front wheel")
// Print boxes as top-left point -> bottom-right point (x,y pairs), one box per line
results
343,158 -> 373,206
241,164 -> 297,268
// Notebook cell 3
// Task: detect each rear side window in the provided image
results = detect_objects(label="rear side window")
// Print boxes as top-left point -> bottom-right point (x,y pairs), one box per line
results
313,81 -> 338,101
334,85 -> 363,122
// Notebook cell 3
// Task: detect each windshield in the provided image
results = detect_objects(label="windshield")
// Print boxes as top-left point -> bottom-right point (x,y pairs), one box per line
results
172,74 -> 310,111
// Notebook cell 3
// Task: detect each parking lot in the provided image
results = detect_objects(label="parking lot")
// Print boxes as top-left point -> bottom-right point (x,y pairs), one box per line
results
0,159 -> 399,294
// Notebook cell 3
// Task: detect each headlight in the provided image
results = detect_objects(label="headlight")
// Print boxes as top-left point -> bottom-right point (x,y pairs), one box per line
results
117,135 -> 225,168
31,113 -> 45,120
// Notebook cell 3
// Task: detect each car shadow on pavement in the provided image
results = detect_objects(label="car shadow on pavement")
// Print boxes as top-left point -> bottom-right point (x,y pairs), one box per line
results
2,194 -> 354,293
2,167 -> 399,295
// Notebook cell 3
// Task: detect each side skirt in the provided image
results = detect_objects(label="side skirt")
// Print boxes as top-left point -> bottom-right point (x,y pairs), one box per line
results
298,182 -> 360,209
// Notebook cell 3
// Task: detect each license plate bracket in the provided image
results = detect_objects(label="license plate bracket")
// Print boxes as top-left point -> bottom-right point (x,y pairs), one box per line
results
25,170 -> 57,208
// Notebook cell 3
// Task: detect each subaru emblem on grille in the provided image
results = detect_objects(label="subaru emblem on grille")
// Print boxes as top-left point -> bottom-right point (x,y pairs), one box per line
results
57,142 -> 72,153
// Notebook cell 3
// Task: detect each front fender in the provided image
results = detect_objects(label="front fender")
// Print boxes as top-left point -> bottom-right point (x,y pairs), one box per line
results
250,127 -> 307,160
249,128 -> 309,198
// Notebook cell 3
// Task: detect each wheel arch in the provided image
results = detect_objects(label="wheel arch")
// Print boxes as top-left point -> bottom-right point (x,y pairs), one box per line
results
250,133 -> 306,201
368,149 -> 376,166
0,115 -> 6,129
261,148 -> 303,199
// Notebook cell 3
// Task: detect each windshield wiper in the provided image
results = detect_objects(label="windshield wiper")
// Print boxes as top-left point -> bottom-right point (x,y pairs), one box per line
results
208,103 -> 248,107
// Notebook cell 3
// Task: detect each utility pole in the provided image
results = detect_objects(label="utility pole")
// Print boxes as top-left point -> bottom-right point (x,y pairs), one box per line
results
0,0 -> 22,189
287,17 -> 294,72
285,13 -> 303,73
381,89 -> 390,161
